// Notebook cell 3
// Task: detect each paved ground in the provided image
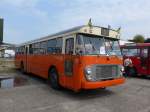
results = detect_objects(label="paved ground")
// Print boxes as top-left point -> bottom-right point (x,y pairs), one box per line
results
0,71 -> 150,112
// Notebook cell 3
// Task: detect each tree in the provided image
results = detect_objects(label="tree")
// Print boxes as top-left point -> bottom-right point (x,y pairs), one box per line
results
132,35 -> 145,43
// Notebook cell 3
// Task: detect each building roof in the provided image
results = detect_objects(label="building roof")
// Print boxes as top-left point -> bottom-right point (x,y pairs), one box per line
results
0,42 -> 16,51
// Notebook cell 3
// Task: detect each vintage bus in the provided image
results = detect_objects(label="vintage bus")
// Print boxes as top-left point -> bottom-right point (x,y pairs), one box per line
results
121,43 -> 150,76
15,25 -> 125,92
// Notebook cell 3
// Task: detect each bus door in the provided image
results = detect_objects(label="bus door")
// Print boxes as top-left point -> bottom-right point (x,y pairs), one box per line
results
64,37 -> 75,89
140,48 -> 149,75
24,45 -> 29,72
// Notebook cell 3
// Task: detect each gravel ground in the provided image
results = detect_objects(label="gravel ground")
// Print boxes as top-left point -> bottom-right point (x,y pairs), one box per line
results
0,71 -> 150,112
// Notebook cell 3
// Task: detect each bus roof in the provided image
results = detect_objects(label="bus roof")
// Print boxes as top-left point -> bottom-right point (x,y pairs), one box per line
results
18,25 -> 120,47
121,43 -> 150,48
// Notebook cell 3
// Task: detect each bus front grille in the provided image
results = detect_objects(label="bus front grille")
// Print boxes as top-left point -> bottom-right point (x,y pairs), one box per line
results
94,65 -> 118,80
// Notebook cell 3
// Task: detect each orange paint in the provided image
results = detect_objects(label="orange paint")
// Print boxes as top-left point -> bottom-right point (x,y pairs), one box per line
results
15,54 -> 125,91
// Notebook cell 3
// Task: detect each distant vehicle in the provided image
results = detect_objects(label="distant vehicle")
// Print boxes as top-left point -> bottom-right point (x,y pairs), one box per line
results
121,43 -> 150,76
4,50 -> 15,58
15,24 -> 125,92
0,50 -> 15,58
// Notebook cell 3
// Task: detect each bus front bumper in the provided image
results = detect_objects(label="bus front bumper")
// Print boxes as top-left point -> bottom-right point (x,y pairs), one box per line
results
82,78 -> 125,89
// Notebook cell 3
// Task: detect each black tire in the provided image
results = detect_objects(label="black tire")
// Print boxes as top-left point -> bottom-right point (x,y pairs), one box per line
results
101,87 -> 106,90
126,66 -> 137,77
48,68 -> 60,89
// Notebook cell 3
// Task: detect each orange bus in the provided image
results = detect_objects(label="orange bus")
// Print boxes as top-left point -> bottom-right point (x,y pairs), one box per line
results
15,25 -> 125,92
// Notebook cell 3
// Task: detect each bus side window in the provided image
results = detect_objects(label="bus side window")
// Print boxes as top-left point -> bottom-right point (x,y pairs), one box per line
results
65,38 -> 74,55
47,39 -> 57,54
56,38 -> 63,53
141,48 -> 148,58
137,49 -> 140,56
33,43 -> 40,54
29,44 -> 33,54
15,48 -> 18,54
40,41 -> 47,54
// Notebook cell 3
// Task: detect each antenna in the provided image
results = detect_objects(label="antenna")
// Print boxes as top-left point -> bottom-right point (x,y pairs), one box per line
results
88,18 -> 92,27
117,27 -> 121,33
116,27 -> 121,39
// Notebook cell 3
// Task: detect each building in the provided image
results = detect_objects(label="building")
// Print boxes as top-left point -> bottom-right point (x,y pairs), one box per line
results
0,43 -> 16,57
0,18 -> 16,58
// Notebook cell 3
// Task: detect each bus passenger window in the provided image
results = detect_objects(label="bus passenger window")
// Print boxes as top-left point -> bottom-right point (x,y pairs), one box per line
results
29,44 -> 33,54
40,41 -> 47,54
56,38 -> 63,53
47,39 -> 57,54
33,43 -> 40,54
141,49 -> 148,58
65,38 -> 74,54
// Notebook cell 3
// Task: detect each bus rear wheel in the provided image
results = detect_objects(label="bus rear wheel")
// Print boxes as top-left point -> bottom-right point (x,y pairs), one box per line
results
20,62 -> 25,73
48,68 -> 60,90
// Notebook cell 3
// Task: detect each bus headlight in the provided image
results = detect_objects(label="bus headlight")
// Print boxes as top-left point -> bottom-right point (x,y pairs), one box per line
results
85,67 -> 92,75
84,66 -> 95,81
120,65 -> 124,72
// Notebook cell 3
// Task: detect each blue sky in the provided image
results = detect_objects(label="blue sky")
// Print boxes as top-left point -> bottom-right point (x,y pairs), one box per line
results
0,0 -> 150,44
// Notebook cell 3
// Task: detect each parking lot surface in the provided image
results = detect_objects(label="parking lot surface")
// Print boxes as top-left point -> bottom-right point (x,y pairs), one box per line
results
0,71 -> 150,112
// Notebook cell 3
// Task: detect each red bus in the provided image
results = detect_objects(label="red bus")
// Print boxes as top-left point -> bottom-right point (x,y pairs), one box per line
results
121,43 -> 150,76
15,25 -> 125,92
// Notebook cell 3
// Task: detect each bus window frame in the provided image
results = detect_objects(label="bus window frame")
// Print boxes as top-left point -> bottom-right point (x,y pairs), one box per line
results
64,35 -> 75,55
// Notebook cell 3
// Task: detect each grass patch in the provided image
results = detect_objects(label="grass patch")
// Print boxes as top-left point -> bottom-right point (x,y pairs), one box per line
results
0,58 -> 17,74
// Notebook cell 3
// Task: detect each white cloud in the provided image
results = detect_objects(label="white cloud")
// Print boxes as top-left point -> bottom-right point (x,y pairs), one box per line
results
1,0 -> 150,43
1,0 -> 51,43
1,0 -> 39,8
53,0 -> 150,39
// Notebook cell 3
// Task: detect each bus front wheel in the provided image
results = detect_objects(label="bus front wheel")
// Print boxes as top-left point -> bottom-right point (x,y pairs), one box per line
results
48,68 -> 60,89
125,66 -> 137,77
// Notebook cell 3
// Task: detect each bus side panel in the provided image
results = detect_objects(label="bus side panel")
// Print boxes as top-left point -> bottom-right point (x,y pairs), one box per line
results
79,56 -> 124,89
15,54 -> 26,69
72,56 -> 83,91
26,54 -> 66,86
15,54 -> 21,68
71,55 -> 124,91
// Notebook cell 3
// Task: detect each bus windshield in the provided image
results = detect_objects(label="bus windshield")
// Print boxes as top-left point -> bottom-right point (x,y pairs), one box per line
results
76,34 -> 121,56
105,39 -> 122,56
122,48 -> 140,56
